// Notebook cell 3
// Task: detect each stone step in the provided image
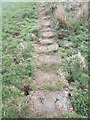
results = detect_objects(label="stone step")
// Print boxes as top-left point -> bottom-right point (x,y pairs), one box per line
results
39,9 -> 50,16
39,38 -> 55,45
40,4 -> 46,7
32,70 -> 60,85
40,27 -> 53,32
39,8 -> 50,13
41,31 -> 55,38
41,21 -> 51,27
35,54 -> 61,65
29,90 -> 73,117
39,11 -> 46,16
42,16 -> 51,20
34,43 -> 59,53
39,7 -> 46,11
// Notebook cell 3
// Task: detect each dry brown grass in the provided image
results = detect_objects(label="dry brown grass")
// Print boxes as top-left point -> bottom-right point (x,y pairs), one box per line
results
75,3 -> 88,20
50,2 -> 88,29
52,4 -> 70,28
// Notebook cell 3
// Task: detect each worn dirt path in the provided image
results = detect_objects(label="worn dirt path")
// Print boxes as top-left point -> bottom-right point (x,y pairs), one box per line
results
28,3 -> 73,118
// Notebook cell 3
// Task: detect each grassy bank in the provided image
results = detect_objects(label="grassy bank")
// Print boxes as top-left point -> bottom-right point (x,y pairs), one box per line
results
51,3 -> 88,118
2,2 -> 39,118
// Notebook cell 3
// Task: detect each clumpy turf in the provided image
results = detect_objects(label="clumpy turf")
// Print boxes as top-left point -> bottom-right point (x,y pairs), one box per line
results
2,2 -> 39,118
52,5 -> 88,117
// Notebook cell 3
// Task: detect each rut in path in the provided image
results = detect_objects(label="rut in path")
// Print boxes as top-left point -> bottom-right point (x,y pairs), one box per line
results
28,3 -> 73,117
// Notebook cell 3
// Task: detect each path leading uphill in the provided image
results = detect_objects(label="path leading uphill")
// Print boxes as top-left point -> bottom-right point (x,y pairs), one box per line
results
28,3 -> 73,117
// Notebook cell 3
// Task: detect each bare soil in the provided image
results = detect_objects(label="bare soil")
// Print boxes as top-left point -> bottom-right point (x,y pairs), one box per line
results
28,3 -> 73,117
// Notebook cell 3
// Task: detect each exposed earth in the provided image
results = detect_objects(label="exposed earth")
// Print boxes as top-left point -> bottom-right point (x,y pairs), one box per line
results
28,3 -> 73,117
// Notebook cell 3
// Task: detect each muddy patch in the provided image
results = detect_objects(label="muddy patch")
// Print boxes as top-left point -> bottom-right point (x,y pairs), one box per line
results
29,90 -> 72,117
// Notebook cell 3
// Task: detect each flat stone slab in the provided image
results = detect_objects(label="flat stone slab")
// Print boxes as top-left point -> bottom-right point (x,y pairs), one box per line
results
40,27 -> 53,32
29,90 -> 72,117
36,54 -> 61,65
39,11 -> 47,16
41,31 -> 55,38
32,70 -> 60,86
42,16 -> 51,20
40,9 -> 50,16
40,4 -> 46,7
39,38 -> 55,45
41,21 -> 51,27
39,7 -> 46,12
34,43 -> 59,53
39,8 -> 50,13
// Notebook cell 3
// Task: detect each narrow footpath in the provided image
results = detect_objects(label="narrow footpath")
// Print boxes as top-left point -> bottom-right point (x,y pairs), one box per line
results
28,3 -> 73,117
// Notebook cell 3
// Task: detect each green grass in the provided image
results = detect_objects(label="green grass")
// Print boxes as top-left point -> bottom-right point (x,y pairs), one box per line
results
38,64 -> 53,72
42,83 -> 56,91
52,4 -> 88,117
2,2 -> 39,118
48,49 -> 58,55
42,81 -> 68,91
65,112 -> 86,118
57,28 -> 88,117
2,96 -> 37,118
